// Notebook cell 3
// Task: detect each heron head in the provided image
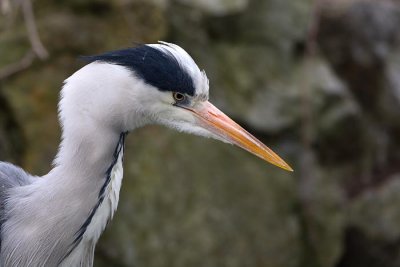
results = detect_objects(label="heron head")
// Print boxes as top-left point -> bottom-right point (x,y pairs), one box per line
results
83,42 -> 293,171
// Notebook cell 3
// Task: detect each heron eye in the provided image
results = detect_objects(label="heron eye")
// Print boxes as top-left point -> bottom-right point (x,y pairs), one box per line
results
173,92 -> 185,102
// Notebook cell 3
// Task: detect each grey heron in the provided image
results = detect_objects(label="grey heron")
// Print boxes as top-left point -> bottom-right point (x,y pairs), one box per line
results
0,42 -> 292,266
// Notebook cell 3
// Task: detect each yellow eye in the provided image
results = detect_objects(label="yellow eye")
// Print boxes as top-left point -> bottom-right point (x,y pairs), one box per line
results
173,92 -> 185,102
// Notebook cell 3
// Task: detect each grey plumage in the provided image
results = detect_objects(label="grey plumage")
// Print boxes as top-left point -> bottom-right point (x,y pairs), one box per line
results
0,162 -> 34,193
0,162 -> 35,249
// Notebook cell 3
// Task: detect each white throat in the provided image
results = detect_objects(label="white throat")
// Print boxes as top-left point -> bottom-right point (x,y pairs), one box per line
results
34,63 -> 141,265
58,132 -> 127,266
53,63 -> 140,265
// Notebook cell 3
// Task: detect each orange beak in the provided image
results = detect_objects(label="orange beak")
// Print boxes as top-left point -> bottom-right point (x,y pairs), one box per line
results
182,101 -> 293,172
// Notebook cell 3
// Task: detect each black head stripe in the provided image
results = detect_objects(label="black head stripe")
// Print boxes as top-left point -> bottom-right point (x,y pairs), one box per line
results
82,45 -> 195,96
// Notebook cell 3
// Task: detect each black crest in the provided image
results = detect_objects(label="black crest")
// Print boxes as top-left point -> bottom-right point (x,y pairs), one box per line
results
82,45 -> 195,96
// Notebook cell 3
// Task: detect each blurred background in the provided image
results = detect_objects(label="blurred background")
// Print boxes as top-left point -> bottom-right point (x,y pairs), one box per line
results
1,0 -> 400,266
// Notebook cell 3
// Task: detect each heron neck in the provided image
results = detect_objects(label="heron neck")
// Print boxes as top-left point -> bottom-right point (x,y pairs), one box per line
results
38,124 -> 128,265
48,118 -> 127,193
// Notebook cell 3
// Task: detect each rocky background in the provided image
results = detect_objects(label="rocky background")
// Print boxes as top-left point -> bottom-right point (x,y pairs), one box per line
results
1,0 -> 400,266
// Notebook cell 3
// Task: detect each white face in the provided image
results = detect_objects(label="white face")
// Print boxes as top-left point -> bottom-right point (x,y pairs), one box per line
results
136,86 -> 224,141
122,41 -> 215,138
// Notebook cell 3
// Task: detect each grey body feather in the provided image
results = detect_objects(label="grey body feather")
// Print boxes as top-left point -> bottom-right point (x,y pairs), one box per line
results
0,162 -> 34,190
0,162 -> 35,250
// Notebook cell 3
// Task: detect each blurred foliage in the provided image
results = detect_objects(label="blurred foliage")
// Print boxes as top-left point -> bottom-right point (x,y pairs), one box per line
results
1,0 -> 400,266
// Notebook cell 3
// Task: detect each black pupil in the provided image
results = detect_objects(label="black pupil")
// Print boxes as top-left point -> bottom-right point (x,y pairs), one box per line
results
175,93 -> 184,101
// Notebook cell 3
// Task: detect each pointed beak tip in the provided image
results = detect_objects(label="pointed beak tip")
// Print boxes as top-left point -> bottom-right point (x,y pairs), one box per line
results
282,164 -> 294,172
269,160 -> 294,172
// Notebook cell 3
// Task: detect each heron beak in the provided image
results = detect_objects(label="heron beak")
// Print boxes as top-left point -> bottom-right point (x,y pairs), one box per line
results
183,101 -> 293,172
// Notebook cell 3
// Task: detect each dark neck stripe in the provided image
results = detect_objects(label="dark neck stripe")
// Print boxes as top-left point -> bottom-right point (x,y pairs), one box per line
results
61,132 -> 127,264
82,45 -> 195,96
